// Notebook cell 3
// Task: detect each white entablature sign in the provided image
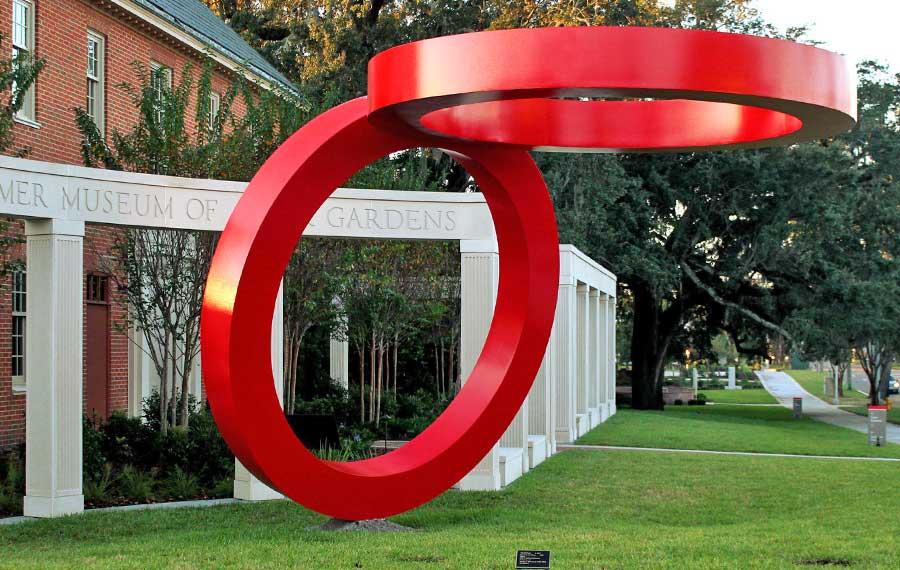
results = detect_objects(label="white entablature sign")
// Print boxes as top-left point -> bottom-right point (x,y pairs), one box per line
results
0,155 -> 494,240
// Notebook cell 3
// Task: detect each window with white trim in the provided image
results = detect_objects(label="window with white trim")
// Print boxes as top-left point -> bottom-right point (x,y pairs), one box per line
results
150,61 -> 172,125
11,270 -> 25,388
208,91 -> 220,130
86,30 -> 105,134
11,0 -> 36,122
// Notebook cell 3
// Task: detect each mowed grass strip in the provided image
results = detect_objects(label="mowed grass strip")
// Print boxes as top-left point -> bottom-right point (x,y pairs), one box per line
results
1,450 -> 899,569
787,370 -> 869,405
698,388 -> 777,404
577,405 -> 900,458
841,405 -> 900,425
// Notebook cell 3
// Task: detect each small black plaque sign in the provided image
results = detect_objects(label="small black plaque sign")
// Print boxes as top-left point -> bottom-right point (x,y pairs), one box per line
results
516,550 -> 550,569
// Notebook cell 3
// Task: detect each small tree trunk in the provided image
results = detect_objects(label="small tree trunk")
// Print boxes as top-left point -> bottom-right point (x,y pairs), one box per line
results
376,340 -> 384,426
369,332 -> 376,422
358,345 -> 365,424
159,332 -> 171,437
393,333 -> 399,394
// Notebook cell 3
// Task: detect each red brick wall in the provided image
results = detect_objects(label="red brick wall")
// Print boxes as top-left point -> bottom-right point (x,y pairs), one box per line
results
0,0 -> 253,448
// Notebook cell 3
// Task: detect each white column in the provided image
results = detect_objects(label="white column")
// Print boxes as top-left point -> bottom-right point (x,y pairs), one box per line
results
727,366 -> 737,390
329,337 -> 349,390
526,316 -> 555,466
555,279 -> 577,444
597,293 -> 616,421
590,290 -> 606,424
234,281 -> 285,501
23,219 -> 85,518
607,296 -> 617,416
575,284 -> 589,437
329,302 -> 349,389
457,240 -> 502,490
127,317 -> 151,418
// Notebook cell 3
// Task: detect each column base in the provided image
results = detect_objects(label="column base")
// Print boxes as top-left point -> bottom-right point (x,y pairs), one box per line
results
233,479 -> 283,501
575,413 -> 588,438
527,435 -> 548,469
234,461 -> 283,501
498,447 -> 524,487
587,407 -> 600,429
598,403 -> 610,423
24,493 -> 84,518
555,427 -> 575,445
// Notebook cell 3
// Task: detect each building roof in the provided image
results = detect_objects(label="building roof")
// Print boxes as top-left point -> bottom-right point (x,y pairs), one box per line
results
130,0 -> 297,94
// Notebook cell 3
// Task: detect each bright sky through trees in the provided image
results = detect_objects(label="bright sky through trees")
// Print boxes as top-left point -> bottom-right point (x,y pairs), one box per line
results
754,0 -> 900,71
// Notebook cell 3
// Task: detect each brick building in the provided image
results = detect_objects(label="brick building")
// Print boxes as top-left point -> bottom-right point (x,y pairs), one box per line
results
0,0 -> 295,448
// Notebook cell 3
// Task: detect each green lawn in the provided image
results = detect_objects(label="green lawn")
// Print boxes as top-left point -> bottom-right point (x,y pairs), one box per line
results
787,370 -> 868,405
698,388 -> 777,404
841,405 -> 900,425
576,405 -> 900,458
2,450 -> 899,569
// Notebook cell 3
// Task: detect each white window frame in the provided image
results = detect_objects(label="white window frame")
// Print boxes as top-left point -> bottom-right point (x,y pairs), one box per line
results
150,60 -> 172,125
11,0 -> 37,125
208,91 -> 220,131
11,270 -> 25,391
86,29 -> 105,135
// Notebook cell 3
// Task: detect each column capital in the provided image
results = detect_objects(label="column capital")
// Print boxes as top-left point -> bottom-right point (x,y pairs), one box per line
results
24,219 -> 85,237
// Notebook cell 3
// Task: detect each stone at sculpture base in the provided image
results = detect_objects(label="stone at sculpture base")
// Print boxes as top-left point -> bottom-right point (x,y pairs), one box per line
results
310,518 -> 414,532
527,435 -> 548,469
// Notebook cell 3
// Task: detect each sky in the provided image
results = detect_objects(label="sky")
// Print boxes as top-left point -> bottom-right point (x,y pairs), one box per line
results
753,0 -> 900,72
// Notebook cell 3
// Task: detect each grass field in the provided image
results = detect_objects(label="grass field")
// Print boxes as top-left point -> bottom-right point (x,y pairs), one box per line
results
576,405 -> 900,458
787,370 -> 869,405
2,449 -> 899,569
698,388 -> 777,404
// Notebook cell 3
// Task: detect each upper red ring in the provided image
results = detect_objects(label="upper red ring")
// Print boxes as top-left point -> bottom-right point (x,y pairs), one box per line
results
367,26 -> 857,152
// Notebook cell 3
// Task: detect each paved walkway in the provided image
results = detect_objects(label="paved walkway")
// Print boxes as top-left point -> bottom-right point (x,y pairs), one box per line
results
757,370 -> 900,445
557,444 -> 900,462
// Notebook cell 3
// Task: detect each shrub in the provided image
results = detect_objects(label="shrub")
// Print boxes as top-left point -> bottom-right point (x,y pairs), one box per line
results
84,464 -> 115,506
0,448 -> 24,516
117,465 -> 156,502
687,399 -> 708,406
83,416 -> 108,483
209,476 -> 233,499
696,393 -> 708,402
673,399 -> 684,406
161,466 -> 200,500
185,405 -> 233,488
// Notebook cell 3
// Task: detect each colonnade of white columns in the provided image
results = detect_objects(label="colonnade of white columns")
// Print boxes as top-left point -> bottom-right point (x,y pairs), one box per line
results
19,227 -> 613,515
457,243 -> 617,490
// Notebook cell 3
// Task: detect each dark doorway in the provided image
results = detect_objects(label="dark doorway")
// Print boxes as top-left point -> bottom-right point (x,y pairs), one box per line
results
85,274 -> 110,421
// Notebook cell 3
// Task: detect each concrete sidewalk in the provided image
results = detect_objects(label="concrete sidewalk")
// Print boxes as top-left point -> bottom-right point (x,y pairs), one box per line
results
757,370 -> 900,445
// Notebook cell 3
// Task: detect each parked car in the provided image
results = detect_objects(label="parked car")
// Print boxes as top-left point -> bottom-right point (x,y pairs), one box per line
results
888,377 -> 900,395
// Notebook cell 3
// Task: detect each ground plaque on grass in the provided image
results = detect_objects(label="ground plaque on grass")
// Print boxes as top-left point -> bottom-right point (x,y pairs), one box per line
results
516,550 -> 551,569
308,518 -> 414,532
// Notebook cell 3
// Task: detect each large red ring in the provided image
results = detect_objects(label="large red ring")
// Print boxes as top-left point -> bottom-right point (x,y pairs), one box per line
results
368,27 -> 857,152
201,97 -> 560,519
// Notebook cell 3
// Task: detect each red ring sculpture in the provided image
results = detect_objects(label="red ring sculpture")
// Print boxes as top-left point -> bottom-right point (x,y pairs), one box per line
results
368,27 -> 857,152
202,26 -> 857,521
201,97 -> 560,520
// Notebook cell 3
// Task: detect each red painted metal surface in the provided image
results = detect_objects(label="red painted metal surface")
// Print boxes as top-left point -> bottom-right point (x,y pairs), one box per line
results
202,27 -> 858,520
201,97 -> 560,519
368,27 -> 857,152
